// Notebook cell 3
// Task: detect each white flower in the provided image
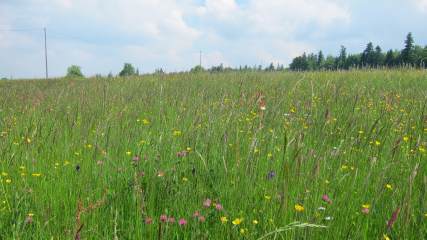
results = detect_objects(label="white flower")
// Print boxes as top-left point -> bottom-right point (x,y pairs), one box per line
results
325,217 -> 334,220
284,113 -> 290,116
260,107 -> 266,110
318,207 -> 326,210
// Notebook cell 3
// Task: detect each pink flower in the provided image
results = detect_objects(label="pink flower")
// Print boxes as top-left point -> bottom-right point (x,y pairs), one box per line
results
214,198 -> 218,203
158,171 -> 164,175
362,208 -> 369,214
215,204 -> 222,211
182,150 -> 186,156
141,172 -> 145,176
97,161 -> 104,165
132,162 -> 136,165
177,152 -> 182,156
171,168 -> 175,171
203,198 -> 211,207
198,216 -> 205,222
144,218 -> 153,224
143,155 -> 147,160
118,168 -> 122,173
160,215 -> 167,221
328,199 -> 332,203
168,218 -> 175,223
193,212 -> 199,217
178,219 -> 187,226
157,154 -> 161,157
134,157 -> 139,161
26,217 -> 33,223
322,195 -> 329,201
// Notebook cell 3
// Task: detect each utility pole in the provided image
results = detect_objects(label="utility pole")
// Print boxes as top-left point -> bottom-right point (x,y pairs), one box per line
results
200,51 -> 201,67
44,28 -> 48,79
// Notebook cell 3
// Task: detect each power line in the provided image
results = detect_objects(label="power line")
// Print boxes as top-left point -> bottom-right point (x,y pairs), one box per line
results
0,29 -> 44,31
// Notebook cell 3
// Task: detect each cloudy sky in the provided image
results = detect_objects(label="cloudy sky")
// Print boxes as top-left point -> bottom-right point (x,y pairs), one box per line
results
1,0 -> 427,78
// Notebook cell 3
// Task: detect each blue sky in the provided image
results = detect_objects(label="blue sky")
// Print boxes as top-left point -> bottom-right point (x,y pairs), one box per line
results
1,0 -> 426,78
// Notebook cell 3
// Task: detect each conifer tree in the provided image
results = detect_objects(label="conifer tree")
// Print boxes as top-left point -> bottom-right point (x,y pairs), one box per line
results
402,32 -> 414,65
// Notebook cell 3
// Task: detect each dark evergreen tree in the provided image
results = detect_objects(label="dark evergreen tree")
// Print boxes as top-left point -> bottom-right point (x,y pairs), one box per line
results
318,50 -> 325,67
135,67 -> 139,76
402,32 -> 415,65
374,45 -> 383,66
360,42 -> 374,66
418,45 -> 427,68
337,45 -> 347,69
384,49 -> 395,68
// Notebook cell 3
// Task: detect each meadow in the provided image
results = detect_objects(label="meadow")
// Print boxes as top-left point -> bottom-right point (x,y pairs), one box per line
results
0,69 -> 426,239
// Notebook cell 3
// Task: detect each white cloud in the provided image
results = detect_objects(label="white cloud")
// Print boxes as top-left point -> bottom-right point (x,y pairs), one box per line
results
415,0 -> 427,12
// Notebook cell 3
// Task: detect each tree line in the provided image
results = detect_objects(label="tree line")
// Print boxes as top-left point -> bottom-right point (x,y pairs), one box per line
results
289,32 -> 427,71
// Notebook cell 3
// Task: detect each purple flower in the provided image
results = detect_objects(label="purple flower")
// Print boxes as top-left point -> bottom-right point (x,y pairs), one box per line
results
97,161 -> 104,165
143,155 -> 147,160
198,216 -> 205,222
118,168 -> 122,173
177,152 -> 182,156
203,198 -> 211,207
158,171 -> 164,175
193,212 -> 199,217
178,219 -> 187,226
134,156 -> 139,161
266,170 -> 275,180
26,217 -> 33,223
168,218 -> 175,223
215,204 -> 222,211
160,215 -> 167,221
322,195 -> 329,201
362,208 -> 369,214
141,172 -> 145,176
157,154 -> 161,157
328,199 -> 332,203
182,150 -> 186,156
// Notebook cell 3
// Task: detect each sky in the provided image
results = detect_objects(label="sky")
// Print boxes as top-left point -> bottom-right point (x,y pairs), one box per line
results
1,0 -> 427,79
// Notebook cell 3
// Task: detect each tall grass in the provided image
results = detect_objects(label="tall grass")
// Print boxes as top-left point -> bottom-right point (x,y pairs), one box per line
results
0,68 -> 426,239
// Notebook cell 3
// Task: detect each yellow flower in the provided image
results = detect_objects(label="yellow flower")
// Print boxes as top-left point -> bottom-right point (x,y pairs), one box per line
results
55,163 -> 59,166
126,152 -> 131,155
6,180 -> 11,183
240,229 -> 244,234
252,220 -> 258,224
221,217 -> 228,222
268,153 -> 272,157
1,173 -> 7,176
213,203 -> 217,206
351,167 -> 354,170
19,166 -> 25,169
403,137 -> 409,141
383,234 -> 390,240
32,174 -> 41,177
231,181 -> 235,185
229,144 -> 232,146
306,190 -> 310,193
158,174 -> 163,177
21,173 -> 26,176
387,184 -> 392,189
0,206 -> 6,211
75,152 -> 80,155
28,213 -> 34,217
325,180 -> 330,184
358,131 -> 363,134
270,129 -> 273,133
295,205 -> 304,211
232,218 -> 243,225
362,204 -> 370,209
254,150 -> 259,153
88,145 -> 92,148
183,178 -> 188,181
375,141 -> 380,145
342,166 -> 347,169
265,196 -> 271,200
187,148 -> 191,151
65,161 -> 70,165
316,212 -> 320,217
27,138 -> 31,143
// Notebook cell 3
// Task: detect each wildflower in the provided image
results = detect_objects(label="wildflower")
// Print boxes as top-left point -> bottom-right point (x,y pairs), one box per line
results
6,180 -> 11,183
143,155 -> 147,160
403,137 -> 409,141
75,165 -> 80,172
325,217 -> 334,220
177,152 -> 182,156
203,199 -> 211,207
387,184 -> 392,189
240,229 -> 245,233
328,199 -> 332,203
383,234 -> 390,240
97,161 -> 104,165
160,215 -> 167,221
362,208 -> 369,214
342,166 -> 347,169
254,150 -> 259,153
27,138 -> 31,143
28,213 -> 34,217
268,153 -> 272,157
376,141 -> 380,145
118,168 -> 122,173
75,152 -> 80,155
252,220 -> 258,224
325,180 -> 330,184
88,145 -> 92,148
266,170 -> 275,179
362,204 -> 370,209
215,198 -> 218,203
168,218 -> 175,223
295,205 -> 304,211
65,161 -> 70,165
221,217 -> 228,222
126,152 -> 131,156
215,204 -> 222,211
158,171 -> 164,177
1,173 -> 7,176
20,166 -> 25,169
134,156 -> 139,161
265,196 -> 271,200
318,207 -> 326,210
198,216 -> 205,222
351,167 -> 354,170
143,218 -> 153,224
316,212 -> 320,217
358,131 -> 363,134
141,172 -> 145,175
193,212 -> 199,218
322,195 -> 329,201
182,150 -> 186,156
178,219 -> 187,226
232,218 -> 243,225
231,181 -> 235,185
26,217 -> 33,223
183,178 -> 188,181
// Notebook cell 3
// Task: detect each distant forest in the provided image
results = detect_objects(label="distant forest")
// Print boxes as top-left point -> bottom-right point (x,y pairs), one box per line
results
289,32 -> 427,71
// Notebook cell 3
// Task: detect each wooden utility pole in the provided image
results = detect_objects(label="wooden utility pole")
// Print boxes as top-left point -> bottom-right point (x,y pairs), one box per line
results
44,28 -> 48,79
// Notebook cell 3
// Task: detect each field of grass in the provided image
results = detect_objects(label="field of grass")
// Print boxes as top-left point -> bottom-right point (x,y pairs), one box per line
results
0,69 -> 426,239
